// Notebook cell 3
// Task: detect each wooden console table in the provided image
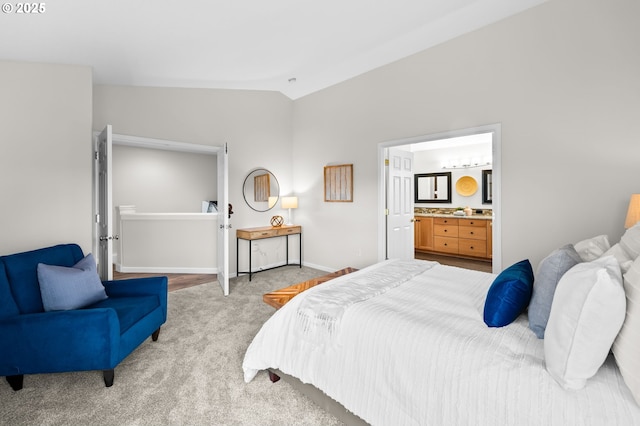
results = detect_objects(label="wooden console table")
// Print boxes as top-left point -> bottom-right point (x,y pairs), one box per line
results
236,225 -> 302,281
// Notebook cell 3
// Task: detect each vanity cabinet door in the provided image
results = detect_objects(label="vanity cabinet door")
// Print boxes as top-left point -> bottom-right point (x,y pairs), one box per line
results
414,216 -> 434,250
487,220 -> 493,259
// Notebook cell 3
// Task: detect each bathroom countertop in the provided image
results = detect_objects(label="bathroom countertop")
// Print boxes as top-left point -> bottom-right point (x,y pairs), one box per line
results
414,213 -> 492,220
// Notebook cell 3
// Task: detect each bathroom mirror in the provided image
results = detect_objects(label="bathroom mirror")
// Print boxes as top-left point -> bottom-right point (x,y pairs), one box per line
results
243,168 -> 280,212
482,169 -> 493,204
414,172 -> 452,203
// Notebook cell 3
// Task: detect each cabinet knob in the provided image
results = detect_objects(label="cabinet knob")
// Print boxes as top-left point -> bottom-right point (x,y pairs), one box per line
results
470,231 -> 474,235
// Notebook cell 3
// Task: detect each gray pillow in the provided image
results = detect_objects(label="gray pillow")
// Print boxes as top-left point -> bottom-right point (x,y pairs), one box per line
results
574,234 -> 610,262
528,244 -> 581,338
37,253 -> 108,311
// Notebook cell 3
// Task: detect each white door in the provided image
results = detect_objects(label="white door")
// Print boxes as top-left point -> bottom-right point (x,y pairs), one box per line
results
386,147 -> 414,259
95,125 -> 114,280
217,143 -> 230,296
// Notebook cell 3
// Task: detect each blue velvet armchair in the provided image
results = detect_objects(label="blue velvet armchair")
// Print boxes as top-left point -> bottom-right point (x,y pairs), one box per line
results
0,243 -> 168,390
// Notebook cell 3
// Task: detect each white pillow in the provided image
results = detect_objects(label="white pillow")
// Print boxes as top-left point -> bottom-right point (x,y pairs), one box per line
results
544,255 -> 626,390
573,234 -> 611,262
601,224 -> 640,274
603,244 -> 634,274
612,256 -> 640,405
620,222 -> 640,259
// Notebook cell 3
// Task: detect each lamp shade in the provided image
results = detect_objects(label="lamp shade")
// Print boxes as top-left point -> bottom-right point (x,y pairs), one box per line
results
281,196 -> 298,209
625,194 -> 640,228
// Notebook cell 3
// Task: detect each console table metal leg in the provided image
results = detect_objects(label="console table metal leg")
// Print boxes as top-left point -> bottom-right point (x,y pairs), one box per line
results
249,240 -> 252,281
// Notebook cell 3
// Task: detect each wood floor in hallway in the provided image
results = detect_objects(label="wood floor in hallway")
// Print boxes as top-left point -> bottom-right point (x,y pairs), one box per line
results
414,251 -> 493,273
112,267 -> 216,292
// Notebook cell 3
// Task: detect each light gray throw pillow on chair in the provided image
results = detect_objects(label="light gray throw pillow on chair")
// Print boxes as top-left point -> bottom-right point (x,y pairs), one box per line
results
528,244 -> 581,338
37,253 -> 108,311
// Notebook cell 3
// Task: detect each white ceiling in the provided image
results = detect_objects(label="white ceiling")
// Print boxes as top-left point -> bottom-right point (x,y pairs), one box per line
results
1,0 -> 546,99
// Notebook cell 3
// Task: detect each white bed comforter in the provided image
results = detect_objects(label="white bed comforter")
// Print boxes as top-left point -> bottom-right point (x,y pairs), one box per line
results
243,259 -> 640,426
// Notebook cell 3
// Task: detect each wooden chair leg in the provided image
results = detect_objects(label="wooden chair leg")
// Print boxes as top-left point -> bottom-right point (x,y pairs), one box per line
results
6,374 -> 24,391
103,369 -> 114,387
152,327 -> 161,341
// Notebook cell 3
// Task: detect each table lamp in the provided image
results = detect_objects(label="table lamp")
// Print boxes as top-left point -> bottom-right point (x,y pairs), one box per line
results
281,196 -> 298,225
625,194 -> 640,228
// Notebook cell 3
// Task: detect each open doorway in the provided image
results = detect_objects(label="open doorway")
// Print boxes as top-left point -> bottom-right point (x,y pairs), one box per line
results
93,129 -> 230,295
378,124 -> 501,273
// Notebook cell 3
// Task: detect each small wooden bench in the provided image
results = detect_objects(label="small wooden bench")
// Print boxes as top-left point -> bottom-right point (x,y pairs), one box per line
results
263,267 -> 358,309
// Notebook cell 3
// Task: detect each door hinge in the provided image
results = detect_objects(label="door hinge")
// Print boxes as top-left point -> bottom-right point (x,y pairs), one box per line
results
384,159 -> 389,166
94,151 -> 99,160
384,209 -> 389,216
95,214 -> 100,223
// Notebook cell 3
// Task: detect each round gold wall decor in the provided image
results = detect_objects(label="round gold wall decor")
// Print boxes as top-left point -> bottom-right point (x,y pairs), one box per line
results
270,215 -> 284,227
456,176 -> 478,196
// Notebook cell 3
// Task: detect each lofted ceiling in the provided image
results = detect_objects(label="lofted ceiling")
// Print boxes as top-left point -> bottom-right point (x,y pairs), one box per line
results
1,0 -> 546,99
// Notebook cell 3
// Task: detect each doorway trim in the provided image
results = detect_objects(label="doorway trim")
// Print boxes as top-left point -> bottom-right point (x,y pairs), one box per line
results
111,133 -> 219,154
377,123 -> 502,273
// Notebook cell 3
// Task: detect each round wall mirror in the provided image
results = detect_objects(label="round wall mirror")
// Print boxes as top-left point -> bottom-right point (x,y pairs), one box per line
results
242,168 -> 280,212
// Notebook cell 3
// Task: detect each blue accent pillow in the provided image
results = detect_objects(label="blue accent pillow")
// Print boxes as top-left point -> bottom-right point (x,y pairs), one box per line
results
528,245 -> 581,338
37,253 -> 108,311
483,259 -> 534,327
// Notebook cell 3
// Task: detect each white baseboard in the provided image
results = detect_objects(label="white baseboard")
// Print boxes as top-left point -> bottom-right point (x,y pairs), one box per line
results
115,264 -> 217,274
300,261 -> 333,272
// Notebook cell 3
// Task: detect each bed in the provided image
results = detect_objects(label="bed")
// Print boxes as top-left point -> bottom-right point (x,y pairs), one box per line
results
243,247 -> 640,425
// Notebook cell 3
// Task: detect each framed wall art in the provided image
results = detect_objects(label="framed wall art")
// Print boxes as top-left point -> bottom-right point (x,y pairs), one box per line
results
324,164 -> 353,202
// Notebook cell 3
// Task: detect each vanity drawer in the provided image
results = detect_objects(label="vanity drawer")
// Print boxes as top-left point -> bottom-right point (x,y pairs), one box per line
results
434,236 -> 459,254
458,239 -> 487,258
459,226 -> 487,240
458,219 -> 486,227
434,217 -> 459,226
434,224 -> 459,237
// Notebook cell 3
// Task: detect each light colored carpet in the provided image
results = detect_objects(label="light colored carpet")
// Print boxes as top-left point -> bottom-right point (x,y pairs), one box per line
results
0,266 -> 345,426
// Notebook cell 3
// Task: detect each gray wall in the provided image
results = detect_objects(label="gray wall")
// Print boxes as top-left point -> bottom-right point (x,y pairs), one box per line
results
113,145 -> 217,213
0,61 -> 93,255
291,0 -> 640,271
